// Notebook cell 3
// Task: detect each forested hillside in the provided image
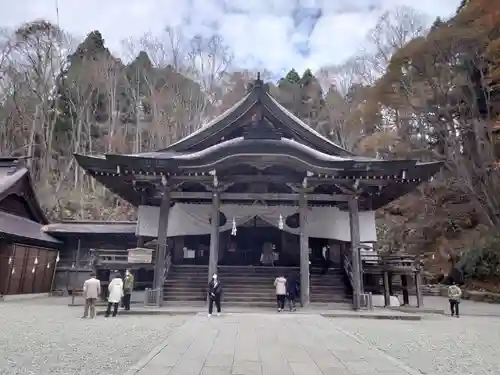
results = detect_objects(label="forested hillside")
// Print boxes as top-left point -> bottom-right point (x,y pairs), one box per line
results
1,1 -> 499,284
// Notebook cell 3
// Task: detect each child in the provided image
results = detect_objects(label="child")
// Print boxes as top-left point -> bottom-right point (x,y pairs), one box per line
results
274,275 -> 287,312
448,282 -> 462,318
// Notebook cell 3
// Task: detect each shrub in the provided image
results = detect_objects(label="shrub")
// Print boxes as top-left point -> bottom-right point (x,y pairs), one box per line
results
458,233 -> 500,281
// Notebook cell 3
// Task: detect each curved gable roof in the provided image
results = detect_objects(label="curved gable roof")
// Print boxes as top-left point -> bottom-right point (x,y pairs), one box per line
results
159,77 -> 353,156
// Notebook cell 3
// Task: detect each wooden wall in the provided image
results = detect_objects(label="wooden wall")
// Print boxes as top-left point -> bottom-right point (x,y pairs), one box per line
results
0,243 -> 57,295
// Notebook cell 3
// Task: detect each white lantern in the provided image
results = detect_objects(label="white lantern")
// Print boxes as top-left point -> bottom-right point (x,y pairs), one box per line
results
11,267 -> 15,274
56,253 -> 60,263
278,214 -> 284,230
231,217 -> 237,236
47,263 -> 51,269
8,256 -> 12,264
31,266 -> 35,274
34,256 -> 39,265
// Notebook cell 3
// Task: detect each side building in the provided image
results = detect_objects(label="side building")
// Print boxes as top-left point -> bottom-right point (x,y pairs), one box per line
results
0,157 -> 61,297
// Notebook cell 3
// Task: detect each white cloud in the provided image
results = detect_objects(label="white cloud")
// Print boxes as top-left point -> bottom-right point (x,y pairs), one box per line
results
0,0 -> 461,75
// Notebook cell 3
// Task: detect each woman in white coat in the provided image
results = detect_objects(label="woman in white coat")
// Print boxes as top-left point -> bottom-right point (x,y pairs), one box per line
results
105,273 -> 124,317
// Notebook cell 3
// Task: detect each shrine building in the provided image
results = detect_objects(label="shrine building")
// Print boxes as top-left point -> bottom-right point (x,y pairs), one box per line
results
71,77 -> 442,309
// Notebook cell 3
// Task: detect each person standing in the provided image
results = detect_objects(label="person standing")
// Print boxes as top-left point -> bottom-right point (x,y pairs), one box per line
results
105,273 -> 124,317
122,269 -> 134,311
448,282 -> 462,318
82,273 -> 100,319
274,275 -> 287,312
286,273 -> 298,312
208,273 -> 222,317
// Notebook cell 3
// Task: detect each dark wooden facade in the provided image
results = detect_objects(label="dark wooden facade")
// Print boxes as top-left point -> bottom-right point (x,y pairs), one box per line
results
74,77 -> 443,309
0,158 -> 61,296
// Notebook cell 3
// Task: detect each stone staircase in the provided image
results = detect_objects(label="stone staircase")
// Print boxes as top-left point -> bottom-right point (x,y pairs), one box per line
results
163,264 -> 351,307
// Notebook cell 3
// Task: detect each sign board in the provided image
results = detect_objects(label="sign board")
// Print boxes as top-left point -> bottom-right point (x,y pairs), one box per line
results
128,248 -> 153,264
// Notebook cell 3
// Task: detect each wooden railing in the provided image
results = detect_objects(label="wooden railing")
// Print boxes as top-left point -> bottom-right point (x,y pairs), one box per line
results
95,249 -> 157,267
362,254 -> 420,272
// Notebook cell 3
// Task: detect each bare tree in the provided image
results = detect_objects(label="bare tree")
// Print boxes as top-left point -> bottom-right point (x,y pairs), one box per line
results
187,34 -> 233,105
6,22 -> 73,185
365,6 -> 427,76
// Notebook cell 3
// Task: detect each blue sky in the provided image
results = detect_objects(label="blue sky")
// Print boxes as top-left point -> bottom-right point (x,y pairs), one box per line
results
2,0 -> 461,75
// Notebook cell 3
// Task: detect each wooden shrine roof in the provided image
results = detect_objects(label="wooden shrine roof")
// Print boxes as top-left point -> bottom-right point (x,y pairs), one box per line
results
0,157 -> 60,246
74,77 -> 443,210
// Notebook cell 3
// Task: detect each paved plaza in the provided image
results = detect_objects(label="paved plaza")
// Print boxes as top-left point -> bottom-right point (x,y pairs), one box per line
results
1,298 -> 500,375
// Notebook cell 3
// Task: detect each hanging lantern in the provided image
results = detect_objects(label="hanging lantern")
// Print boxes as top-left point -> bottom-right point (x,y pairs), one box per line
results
278,214 -> 284,230
34,256 -> 39,265
231,217 -> 237,236
47,262 -> 51,269
56,253 -> 60,263
31,266 -> 35,274
11,267 -> 15,274
8,256 -> 12,265
71,263 -> 75,269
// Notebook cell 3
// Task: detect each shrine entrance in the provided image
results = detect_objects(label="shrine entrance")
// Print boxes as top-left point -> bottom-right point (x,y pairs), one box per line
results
222,216 -> 289,266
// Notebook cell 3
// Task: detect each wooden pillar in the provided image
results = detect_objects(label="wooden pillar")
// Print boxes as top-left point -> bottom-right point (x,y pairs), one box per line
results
136,194 -> 147,248
401,275 -> 409,305
153,183 -> 171,307
71,239 -> 81,305
383,271 -> 390,307
299,192 -> 310,307
415,271 -> 424,307
348,196 -> 362,310
208,191 -> 220,281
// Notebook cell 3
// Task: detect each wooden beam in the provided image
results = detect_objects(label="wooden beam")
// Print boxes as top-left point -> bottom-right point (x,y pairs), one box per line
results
130,174 -> 402,186
164,192 -> 350,201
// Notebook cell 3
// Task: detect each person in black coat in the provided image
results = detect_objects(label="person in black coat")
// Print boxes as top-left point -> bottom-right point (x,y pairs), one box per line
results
207,273 -> 222,316
286,273 -> 299,311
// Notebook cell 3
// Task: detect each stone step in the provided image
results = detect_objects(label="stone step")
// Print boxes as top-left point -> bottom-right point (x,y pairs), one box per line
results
164,265 -> 351,305
165,280 -> 346,288
163,294 -> 350,303
163,287 -> 348,297
163,283 -> 349,293
170,267 -> 342,275
160,300 -> 353,309
163,292 -> 348,301
168,273 -> 345,281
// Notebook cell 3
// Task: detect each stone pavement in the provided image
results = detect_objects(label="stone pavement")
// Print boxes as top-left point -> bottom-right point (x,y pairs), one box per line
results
127,313 -> 420,375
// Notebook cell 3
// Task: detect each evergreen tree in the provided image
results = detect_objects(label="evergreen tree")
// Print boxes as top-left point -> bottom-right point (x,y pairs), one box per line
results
284,69 -> 301,84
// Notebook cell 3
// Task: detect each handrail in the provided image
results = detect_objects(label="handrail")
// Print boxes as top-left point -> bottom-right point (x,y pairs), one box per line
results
343,253 -> 354,289
163,252 -> 172,284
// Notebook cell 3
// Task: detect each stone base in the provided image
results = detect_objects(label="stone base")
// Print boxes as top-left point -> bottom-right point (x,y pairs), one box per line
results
371,294 -> 401,307
0,293 -> 49,302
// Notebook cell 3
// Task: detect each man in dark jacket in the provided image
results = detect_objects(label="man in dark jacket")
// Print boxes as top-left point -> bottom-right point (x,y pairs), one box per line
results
208,273 -> 222,316
286,273 -> 299,311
